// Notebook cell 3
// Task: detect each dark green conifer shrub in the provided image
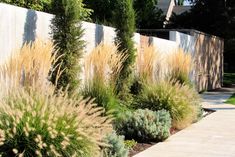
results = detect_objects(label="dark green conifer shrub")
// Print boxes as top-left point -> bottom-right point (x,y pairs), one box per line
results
50,0 -> 90,93
113,0 -> 136,100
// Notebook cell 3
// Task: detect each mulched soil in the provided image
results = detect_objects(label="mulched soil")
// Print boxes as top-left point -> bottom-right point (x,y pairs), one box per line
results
128,127 -> 179,157
128,108 -> 214,156
128,142 -> 156,157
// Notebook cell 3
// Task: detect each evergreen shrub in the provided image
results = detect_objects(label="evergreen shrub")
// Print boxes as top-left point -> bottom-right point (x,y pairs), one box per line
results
116,109 -> 171,142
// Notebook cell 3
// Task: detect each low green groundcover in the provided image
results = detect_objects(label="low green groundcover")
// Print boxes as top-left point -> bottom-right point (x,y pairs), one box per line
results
226,93 -> 235,105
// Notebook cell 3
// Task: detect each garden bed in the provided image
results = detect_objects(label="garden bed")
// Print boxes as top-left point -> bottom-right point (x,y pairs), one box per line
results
128,108 -> 215,156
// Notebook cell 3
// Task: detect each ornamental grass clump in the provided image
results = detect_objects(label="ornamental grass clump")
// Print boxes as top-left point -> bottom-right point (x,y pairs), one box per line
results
0,40 -> 56,89
0,40 -> 113,156
84,43 -> 127,85
167,48 -> 193,85
115,109 -> 171,142
136,45 -> 161,83
135,81 -> 201,129
0,85 -> 113,157
82,43 -> 127,116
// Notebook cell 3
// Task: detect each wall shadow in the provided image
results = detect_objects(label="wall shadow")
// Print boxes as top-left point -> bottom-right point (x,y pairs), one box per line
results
23,9 -> 37,45
95,24 -> 104,45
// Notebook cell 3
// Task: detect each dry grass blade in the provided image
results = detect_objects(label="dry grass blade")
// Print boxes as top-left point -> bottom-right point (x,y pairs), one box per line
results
84,43 -> 127,85
0,83 -> 113,156
167,48 -> 192,84
0,40 -> 56,90
0,39 -> 113,156
136,45 -> 161,83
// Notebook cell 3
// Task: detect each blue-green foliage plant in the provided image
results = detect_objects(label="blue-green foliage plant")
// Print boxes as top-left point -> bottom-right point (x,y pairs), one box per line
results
116,109 -> 171,142
102,132 -> 129,157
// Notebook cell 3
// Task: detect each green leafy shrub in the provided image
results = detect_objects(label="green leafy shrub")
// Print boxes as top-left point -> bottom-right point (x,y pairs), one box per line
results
124,140 -> 137,150
0,85 -> 113,157
83,0 -> 115,25
102,132 -> 129,157
116,109 -> 171,142
135,81 -> 201,129
134,0 -> 165,29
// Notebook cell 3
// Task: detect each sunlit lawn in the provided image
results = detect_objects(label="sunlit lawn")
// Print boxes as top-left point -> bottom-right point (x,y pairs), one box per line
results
224,73 -> 235,105
226,93 -> 235,105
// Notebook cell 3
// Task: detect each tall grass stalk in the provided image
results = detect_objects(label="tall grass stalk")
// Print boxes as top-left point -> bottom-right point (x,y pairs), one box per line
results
0,84 -> 113,156
83,43 -> 128,115
0,40 -> 113,156
135,80 -> 201,130
0,40 -> 56,90
167,48 -> 192,84
136,45 -> 161,83
84,43 -> 127,86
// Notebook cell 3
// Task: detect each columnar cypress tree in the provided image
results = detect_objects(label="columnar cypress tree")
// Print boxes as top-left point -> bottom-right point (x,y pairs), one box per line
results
50,0 -> 89,93
113,0 -> 136,100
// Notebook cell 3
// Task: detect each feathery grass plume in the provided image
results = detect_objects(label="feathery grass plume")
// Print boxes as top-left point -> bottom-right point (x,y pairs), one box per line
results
0,40 -> 113,156
84,43 -> 127,85
0,40 -> 56,90
167,48 -> 192,85
135,80 -> 201,130
136,45 -> 161,83
0,84 -> 113,156
83,43 -> 128,116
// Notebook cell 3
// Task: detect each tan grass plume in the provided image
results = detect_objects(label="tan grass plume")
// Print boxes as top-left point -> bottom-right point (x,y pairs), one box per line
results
84,43 -> 127,85
0,40 -> 56,90
167,48 -> 192,83
136,45 -> 161,83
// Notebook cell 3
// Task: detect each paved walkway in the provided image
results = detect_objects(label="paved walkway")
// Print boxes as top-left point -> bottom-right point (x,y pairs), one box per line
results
134,87 -> 235,157
201,87 -> 235,110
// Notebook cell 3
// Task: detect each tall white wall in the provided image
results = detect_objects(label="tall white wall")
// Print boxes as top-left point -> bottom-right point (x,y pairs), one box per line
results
0,3 -> 53,64
151,36 -> 179,54
150,36 -> 179,79
170,31 -> 196,56
0,3 -> 182,82
169,31 -> 197,82
0,3 -> 146,64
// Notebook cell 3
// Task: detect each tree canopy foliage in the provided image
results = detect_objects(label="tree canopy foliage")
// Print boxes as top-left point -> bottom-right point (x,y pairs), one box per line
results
168,0 -> 235,72
0,0 -> 52,12
83,0 -> 114,25
134,0 -> 164,29
84,0 -> 165,29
